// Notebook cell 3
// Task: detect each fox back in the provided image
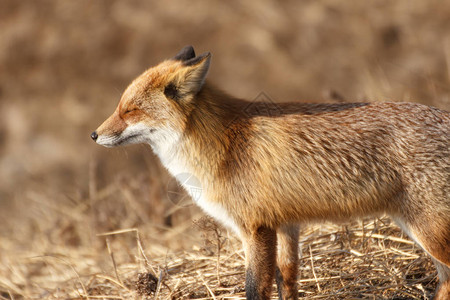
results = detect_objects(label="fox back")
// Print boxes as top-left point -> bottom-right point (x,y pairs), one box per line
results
92,46 -> 450,300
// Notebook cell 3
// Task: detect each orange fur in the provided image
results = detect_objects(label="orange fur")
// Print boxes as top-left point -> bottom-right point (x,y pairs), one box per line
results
435,280 -> 450,300
93,46 -> 450,299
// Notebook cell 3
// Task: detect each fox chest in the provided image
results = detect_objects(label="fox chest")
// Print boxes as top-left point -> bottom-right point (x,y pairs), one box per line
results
160,152 -> 240,235
181,177 -> 240,235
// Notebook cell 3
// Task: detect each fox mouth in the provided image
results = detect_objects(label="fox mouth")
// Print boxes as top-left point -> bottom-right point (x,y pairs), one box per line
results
96,134 -> 140,147
117,133 -> 141,145
95,127 -> 156,148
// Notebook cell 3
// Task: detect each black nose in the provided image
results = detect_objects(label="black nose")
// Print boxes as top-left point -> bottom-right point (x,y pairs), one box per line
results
91,131 -> 98,141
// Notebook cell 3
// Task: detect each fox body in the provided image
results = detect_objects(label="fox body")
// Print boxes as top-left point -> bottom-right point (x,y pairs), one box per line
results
92,46 -> 450,299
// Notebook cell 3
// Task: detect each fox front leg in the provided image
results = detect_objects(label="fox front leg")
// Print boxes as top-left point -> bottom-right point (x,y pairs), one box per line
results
243,226 -> 277,300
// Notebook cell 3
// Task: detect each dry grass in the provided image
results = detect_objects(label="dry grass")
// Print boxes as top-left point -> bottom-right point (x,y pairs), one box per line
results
1,1 -> 449,299
1,205 -> 438,299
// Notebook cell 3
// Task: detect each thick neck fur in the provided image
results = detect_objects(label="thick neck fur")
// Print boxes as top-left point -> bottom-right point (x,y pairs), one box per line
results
177,84 -> 249,180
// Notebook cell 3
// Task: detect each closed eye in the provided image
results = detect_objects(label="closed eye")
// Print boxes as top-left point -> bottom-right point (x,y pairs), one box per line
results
124,108 -> 137,114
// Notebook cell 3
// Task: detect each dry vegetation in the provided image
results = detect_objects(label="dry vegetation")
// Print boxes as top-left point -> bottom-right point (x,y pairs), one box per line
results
0,1 -> 449,299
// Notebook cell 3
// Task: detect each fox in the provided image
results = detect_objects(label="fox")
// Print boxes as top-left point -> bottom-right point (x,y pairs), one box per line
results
92,46 -> 450,300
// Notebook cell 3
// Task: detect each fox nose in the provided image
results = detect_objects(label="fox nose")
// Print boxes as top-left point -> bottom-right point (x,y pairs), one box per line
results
91,131 -> 98,141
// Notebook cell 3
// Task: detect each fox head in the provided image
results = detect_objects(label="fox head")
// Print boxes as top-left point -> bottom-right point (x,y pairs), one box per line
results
91,46 -> 211,150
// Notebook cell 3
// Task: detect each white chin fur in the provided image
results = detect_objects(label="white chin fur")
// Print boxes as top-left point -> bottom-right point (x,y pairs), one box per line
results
95,135 -> 120,147
96,123 -> 156,147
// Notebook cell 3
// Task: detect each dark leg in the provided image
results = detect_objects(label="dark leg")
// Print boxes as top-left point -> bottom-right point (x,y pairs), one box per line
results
243,226 -> 277,300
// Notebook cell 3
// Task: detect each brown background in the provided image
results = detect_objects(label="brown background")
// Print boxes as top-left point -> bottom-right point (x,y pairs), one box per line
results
0,0 -> 449,298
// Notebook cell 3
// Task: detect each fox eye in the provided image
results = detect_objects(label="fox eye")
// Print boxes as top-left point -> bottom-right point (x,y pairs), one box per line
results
124,107 -> 137,115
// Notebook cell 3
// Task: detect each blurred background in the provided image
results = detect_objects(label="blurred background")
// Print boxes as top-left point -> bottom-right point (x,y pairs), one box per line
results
0,0 -> 449,298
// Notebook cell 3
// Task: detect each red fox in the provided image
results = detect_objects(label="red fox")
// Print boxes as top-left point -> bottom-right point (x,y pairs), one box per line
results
92,46 -> 450,300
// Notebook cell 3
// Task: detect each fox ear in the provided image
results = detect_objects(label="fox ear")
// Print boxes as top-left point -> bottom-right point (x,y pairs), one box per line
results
166,52 -> 211,100
173,45 -> 196,61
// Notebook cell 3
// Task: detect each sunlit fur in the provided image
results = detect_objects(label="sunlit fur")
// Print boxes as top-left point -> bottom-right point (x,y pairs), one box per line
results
94,47 -> 450,300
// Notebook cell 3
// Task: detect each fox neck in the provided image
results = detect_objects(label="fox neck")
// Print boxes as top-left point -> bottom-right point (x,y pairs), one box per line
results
152,84 -> 248,184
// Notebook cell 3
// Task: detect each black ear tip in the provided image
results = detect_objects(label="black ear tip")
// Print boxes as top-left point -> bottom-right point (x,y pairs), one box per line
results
174,45 -> 196,61
183,51 -> 212,66
181,45 -> 195,54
